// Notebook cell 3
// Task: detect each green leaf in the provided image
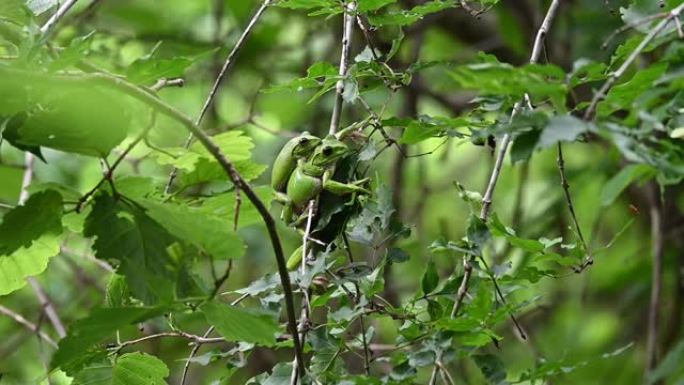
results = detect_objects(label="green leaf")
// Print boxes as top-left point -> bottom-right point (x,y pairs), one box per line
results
52,307 -> 167,373
386,247 -> 410,264
0,190 -> 63,296
537,115 -> 590,149
1,74 -> 133,156
72,353 -> 169,385
84,194 -> 200,304
467,214 -> 490,249
0,0 -> 31,26
358,0 -> 396,12
420,260 -> 439,295
472,354 -> 507,384
368,0 -> 456,26
113,353 -> 169,385
601,164 -> 656,206
598,62 -> 668,117
201,301 -> 279,346
199,186 -> 272,229
137,198 -> 245,260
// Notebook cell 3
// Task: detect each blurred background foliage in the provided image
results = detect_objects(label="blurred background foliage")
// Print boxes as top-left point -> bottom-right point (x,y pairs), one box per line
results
0,0 -> 683,384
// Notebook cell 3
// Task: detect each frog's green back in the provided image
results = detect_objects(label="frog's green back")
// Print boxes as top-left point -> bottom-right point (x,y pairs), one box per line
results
270,133 -> 321,192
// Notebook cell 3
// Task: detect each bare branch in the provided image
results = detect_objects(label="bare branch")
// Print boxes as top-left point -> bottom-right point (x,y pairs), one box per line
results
165,0 -> 272,192
329,1 -> 357,135
40,0 -> 79,36
0,304 -> 58,348
584,5 -> 684,120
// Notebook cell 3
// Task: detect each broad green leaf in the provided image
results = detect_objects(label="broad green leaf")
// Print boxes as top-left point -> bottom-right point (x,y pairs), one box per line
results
598,62 -> 668,117
201,301 -> 279,346
420,260 -> 439,295
72,353 -> 169,385
0,190 -> 63,296
601,164 -> 656,206
368,0 -> 456,26
537,115 -> 590,149
113,353 -> 169,385
137,198 -> 245,260
0,68 -> 133,157
358,0 -> 396,12
0,233 -> 61,296
52,307 -> 167,373
84,194 -> 200,304
199,186 -> 272,229
0,0 -> 31,26
467,214 -> 490,249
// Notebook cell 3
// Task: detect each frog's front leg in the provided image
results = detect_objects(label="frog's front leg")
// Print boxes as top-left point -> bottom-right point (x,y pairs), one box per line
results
274,191 -> 296,224
321,170 -> 371,196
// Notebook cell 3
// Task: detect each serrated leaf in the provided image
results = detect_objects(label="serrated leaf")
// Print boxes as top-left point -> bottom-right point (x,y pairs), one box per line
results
137,198 -> 245,260
84,193 -> 200,304
52,307 -> 167,373
368,0 -> 456,26
201,301 -> 279,346
358,0 -> 396,12
72,353 -> 169,385
0,190 -> 63,296
598,62 -> 668,117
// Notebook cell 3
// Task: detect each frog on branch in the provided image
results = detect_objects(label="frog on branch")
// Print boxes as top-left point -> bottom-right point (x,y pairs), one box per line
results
270,132 -> 322,193
275,135 -> 371,227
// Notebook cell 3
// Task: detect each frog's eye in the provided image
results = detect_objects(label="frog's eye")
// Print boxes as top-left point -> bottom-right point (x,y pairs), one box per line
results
322,147 -> 333,156
299,138 -> 309,144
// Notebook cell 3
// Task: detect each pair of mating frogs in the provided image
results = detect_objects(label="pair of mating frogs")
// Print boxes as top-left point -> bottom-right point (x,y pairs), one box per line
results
270,129 -> 371,229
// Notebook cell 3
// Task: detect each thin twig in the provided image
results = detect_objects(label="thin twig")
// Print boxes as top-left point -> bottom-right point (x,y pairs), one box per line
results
40,0 -> 79,36
290,201 -> 316,385
113,332 -> 225,351
557,143 -> 593,270
328,1 -> 357,135
179,293 -> 249,385
584,4 -> 684,120
164,0 -> 272,193
0,304 -> 58,348
601,12 -> 666,49
150,77 -> 185,92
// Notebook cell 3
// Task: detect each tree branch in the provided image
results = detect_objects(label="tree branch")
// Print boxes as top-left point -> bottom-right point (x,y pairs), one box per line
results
165,0 -> 272,192
583,4 -> 684,120
0,304 -> 58,348
40,0 -> 79,36
328,1 -> 357,135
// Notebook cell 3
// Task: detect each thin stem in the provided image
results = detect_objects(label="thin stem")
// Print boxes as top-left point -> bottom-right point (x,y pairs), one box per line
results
0,304 -> 58,348
583,5 -> 684,120
40,0 -> 79,36
179,293 -> 249,385
114,332 -> 225,351
164,0 -> 272,193
557,143 -> 593,269
328,1 -> 357,135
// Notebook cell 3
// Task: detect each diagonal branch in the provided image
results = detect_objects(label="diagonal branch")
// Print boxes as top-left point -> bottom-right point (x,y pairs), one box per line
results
0,304 -> 58,348
583,4 -> 684,120
165,0 -> 272,192
40,0 -> 79,36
